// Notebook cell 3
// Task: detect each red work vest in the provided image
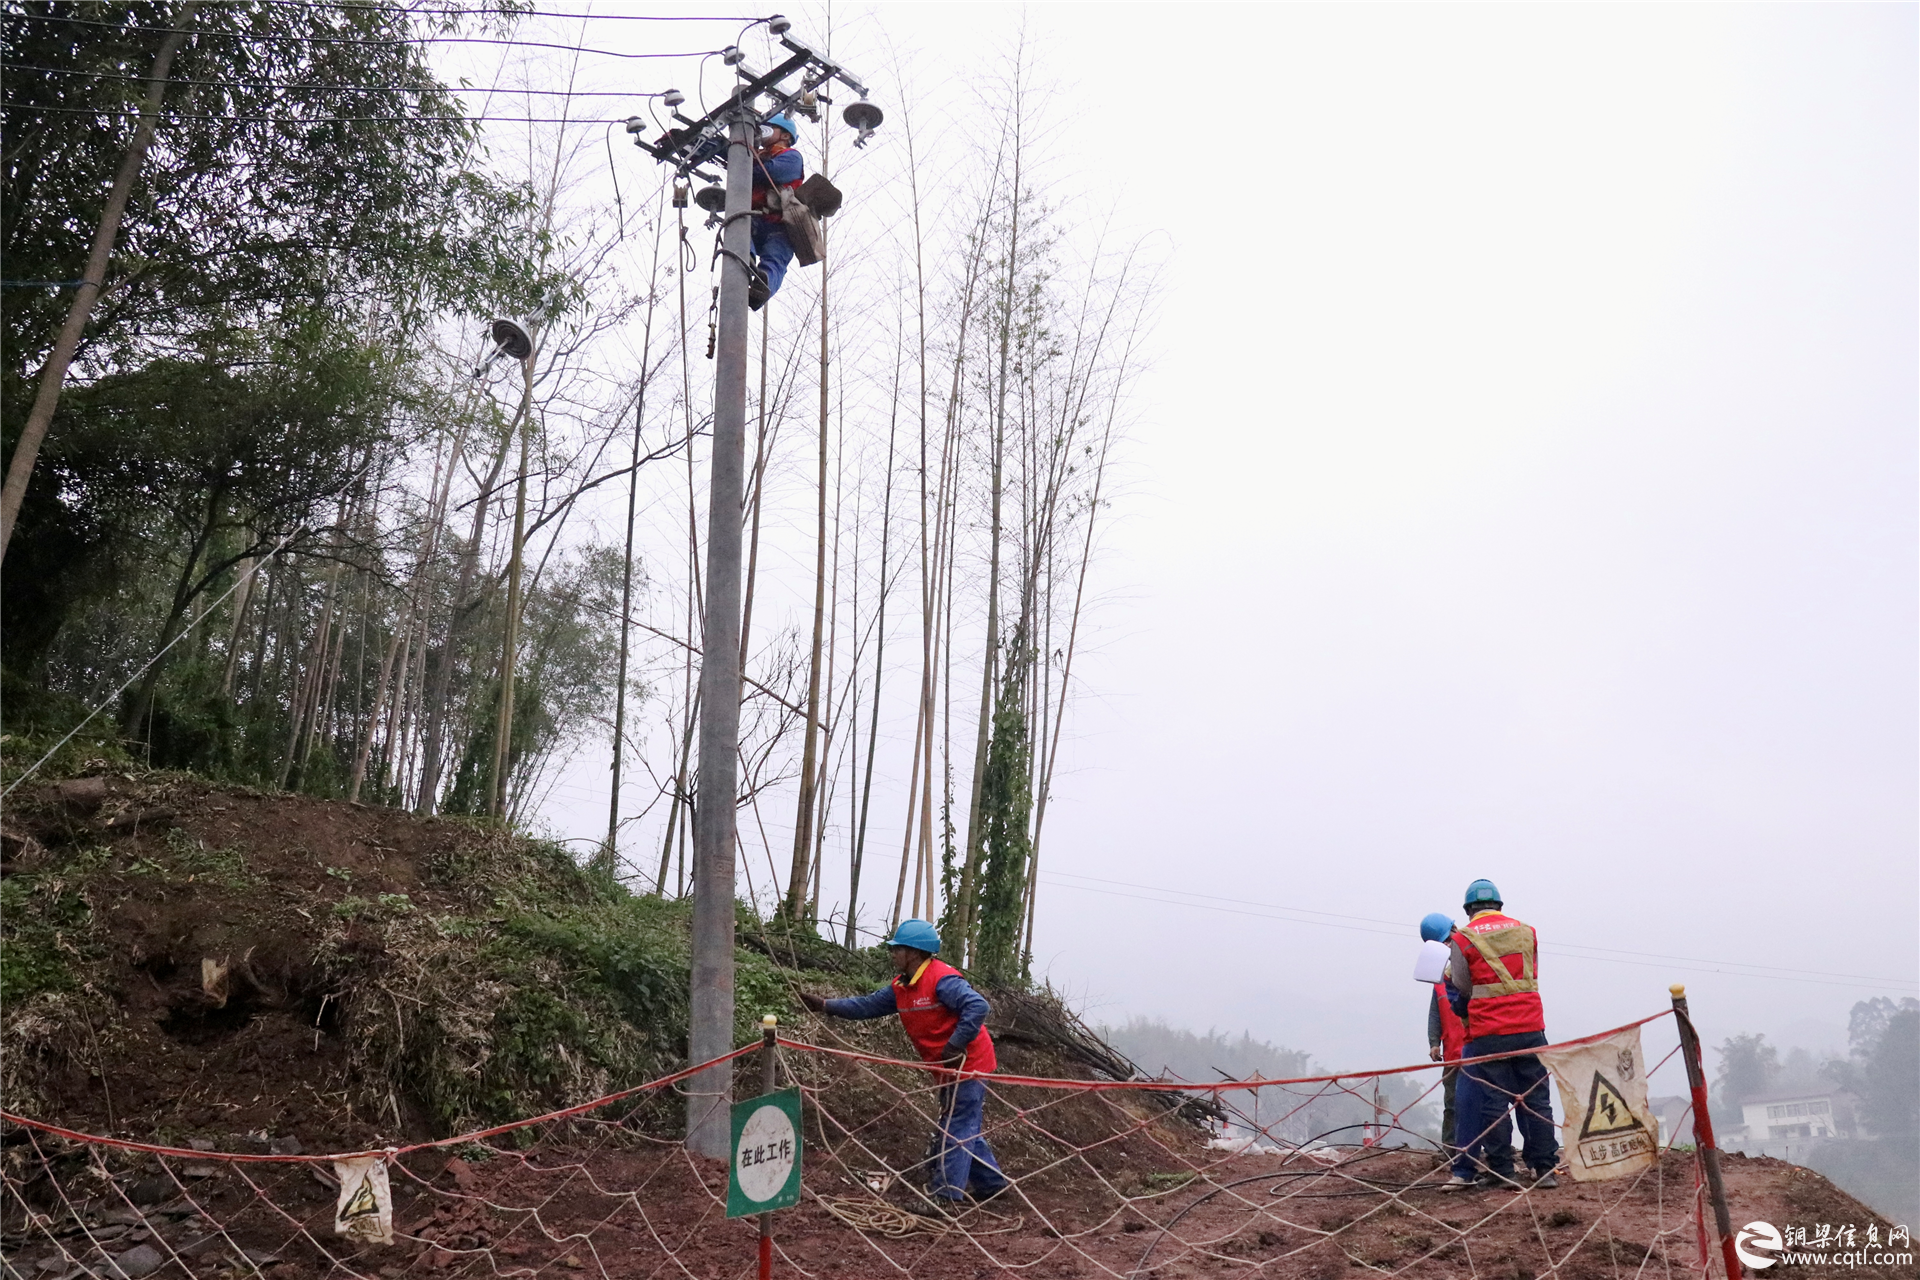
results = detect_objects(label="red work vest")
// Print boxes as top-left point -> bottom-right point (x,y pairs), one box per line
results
1434,983 -> 1466,1061
751,144 -> 802,222
893,958 -> 996,1073
1454,912 -> 1545,1039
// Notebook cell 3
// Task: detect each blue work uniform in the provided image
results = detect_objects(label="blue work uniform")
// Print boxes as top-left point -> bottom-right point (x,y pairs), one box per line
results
824,962 -> 1010,1204
686,135 -> 804,301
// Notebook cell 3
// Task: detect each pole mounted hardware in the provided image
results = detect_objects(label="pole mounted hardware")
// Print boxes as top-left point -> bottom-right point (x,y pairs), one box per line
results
841,100 -> 883,148
630,19 -> 883,183
472,317 -> 533,377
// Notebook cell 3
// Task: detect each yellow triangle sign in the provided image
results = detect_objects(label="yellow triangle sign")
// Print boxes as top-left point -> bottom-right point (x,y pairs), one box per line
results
341,1175 -> 379,1221
1578,1072 -> 1646,1140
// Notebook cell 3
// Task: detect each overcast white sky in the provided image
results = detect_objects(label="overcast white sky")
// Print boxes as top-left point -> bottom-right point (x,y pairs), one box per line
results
514,2 -> 1919,1090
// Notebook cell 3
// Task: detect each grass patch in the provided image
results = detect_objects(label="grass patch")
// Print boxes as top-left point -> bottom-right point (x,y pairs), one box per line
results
2,776 -> 916,1142
0,875 -> 89,1004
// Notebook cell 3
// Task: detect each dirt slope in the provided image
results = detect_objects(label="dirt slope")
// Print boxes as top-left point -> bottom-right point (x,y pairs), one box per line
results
0,775 -> 1898,1279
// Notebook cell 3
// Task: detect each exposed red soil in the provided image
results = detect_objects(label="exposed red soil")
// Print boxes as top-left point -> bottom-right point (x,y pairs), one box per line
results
3,774 -> 553,1149
2,776 -> 1899,1279
6,1140 -> 1897,1280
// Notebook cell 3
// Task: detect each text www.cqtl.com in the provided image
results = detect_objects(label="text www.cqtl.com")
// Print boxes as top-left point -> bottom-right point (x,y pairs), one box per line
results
1773,1249 -> 1915,1269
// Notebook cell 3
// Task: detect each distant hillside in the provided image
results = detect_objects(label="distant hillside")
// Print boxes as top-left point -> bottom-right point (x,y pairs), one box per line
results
1101,1016 -> 1436,1147
1100,1017 -> 1313,1083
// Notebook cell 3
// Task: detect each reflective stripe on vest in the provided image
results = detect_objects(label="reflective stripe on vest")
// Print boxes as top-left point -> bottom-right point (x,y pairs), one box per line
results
1454,912 -> 1545,1038
892,958 -> 997,1074
1461,925 -> 1538,999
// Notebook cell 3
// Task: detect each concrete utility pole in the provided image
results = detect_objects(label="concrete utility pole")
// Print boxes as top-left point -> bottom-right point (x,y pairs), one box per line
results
629,16 -> 882,1160
684,100 -> 755,1159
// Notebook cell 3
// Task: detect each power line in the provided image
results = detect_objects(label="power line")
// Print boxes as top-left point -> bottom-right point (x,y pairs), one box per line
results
238,1 -> 748,18
15,101 -> 638,123
1045,868 -> 1911,983
1040,870 -> 1920,991
2,13 -> 721,59
0,61 -> 666,95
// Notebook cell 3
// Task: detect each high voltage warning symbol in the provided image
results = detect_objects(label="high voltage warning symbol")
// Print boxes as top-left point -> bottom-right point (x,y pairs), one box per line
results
1573,1071 -> 1653,1171
330,1156 -> 393,1244
1579,1073 -> 1646,1139
341,1177 -> 378,1221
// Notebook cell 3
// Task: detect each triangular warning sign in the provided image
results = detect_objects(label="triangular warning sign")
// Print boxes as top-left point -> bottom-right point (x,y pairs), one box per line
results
341,1174 -> 379,1221
1578,1072 -> 1646,1140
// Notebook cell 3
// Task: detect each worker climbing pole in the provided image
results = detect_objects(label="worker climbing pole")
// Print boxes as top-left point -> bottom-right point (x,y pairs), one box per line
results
626,16 -> 882,1159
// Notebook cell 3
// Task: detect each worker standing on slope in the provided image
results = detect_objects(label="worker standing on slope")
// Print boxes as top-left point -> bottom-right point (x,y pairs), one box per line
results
1421,912 -> 1467,1158
688,114 -> 805,310
799,919 -> 1010,1214
1437,880 -> 1561,1192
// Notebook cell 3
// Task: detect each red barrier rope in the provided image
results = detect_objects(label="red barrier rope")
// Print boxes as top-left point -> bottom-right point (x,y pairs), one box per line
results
0,1011 -> 1671,1164
778,1009 -> 1672,1090
0,1042 -> 759,1164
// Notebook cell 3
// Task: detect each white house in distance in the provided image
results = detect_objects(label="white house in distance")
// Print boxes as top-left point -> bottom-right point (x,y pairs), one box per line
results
1734,1090 -> 1860,1145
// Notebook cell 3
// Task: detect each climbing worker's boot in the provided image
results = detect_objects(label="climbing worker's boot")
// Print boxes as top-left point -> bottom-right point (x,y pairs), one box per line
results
747,268 -> 771,311
909,1196 -> 967,1219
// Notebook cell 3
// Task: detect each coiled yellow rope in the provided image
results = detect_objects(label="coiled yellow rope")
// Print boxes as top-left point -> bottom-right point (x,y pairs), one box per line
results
813,1194 -> 1024,1238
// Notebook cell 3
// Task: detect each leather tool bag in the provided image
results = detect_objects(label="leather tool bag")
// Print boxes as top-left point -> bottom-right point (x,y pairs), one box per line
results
772,173 -> 844,268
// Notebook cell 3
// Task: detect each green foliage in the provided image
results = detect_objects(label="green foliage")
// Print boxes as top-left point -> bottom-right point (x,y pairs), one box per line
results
1856,1006 -> 1919,1142
496,902 -> 687,1033
944,628 -> 1036,985
971,645 -> 1035,985
0,873 -> 92,1004
1,0 -> 587,798
151,827 -> 254,889
1712,1032 -> 1781,1123
734,950 -> 798,1039
0,716 -> 133,790
441,548 -> 628,816
442,678 -> 512,817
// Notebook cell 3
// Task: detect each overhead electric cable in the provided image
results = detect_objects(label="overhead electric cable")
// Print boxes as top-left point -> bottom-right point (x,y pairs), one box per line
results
14,102 -> 642,122
238,1 -> 748,18
1040,870 -> 1920,991
2,13 -> 719,59
0,63 -> 672,95
10,104 -> 624,123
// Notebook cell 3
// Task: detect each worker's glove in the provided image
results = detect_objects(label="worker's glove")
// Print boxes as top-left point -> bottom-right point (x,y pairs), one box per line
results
939,1047 -> 967,1074
1429,1046 -> 1443,1063
798,992 -> 828,1014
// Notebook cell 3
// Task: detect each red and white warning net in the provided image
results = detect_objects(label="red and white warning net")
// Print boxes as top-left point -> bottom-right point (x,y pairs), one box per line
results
1,1012 -> 1722,1279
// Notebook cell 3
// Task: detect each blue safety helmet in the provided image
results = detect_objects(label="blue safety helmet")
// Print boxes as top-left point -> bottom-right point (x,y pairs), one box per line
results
763,114 -> 800,142
1463,879 -> 1503,910
887,918 -> 942,954
1419,912 -> 1455,943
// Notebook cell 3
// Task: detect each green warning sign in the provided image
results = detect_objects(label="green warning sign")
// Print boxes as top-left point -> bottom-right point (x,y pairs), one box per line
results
726,1087 -> 803,1219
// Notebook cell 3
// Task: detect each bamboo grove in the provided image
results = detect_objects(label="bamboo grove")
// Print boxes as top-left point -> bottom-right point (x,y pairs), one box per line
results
1,2 -> 1156,984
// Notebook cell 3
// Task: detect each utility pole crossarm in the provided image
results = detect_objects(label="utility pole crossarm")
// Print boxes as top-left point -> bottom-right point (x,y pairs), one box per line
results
627,24 -> 880,177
